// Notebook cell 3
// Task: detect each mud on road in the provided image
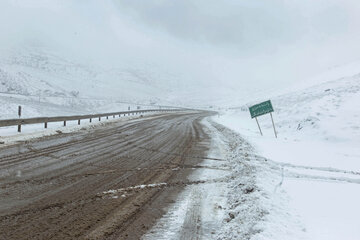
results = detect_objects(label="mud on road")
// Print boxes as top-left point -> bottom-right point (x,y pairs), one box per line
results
0,112 -> 213,240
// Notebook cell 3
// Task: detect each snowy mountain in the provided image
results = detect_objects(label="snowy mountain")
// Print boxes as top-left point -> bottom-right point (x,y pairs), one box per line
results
0,48 -> 169,98
0,47 -> 180,119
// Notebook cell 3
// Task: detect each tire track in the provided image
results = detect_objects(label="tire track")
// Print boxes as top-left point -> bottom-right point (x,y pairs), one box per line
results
0,111 -> 213,240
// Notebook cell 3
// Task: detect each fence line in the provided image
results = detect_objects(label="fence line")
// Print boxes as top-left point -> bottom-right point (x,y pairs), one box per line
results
0,108 -> 188,133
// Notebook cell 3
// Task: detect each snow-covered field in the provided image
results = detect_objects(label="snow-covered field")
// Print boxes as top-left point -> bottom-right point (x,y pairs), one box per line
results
214,74 -> 360,239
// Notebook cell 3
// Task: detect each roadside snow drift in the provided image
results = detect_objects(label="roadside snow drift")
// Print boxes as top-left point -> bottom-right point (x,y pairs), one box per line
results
215,74 -> 360,240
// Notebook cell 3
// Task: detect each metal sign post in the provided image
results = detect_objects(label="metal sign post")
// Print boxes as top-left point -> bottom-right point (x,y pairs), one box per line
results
249,100 -> 277,138
270,112 -> 277,138
255,117 -> 263,136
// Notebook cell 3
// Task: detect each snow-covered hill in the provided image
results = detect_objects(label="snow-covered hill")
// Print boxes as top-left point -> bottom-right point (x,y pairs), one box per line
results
215,67 -> 360,240
0,47 -> 179,119
1,47 -> 170,97
222,70 -> 360,143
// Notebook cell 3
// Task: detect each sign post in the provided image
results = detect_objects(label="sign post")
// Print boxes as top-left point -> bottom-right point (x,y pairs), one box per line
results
249,100 -> 277,138
255,117 -> 263,136
270,112 -> 277,138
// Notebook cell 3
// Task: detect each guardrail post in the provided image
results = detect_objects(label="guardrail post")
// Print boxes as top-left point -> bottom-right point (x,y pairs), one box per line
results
78,119 -> 81,125
44,122 -> 48,129
64,121 -> 66,127
17,105 -> 22,132
18,106 -> 22,118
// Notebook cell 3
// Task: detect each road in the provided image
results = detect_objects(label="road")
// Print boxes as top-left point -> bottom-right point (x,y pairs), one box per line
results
0,111 -> 213,240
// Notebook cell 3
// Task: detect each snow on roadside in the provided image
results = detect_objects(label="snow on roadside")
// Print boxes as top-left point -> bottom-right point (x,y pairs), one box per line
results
0,112 -> 161,147
0,93 -> 160,120
213,75 -> 360,239
142,117 -> 308,240
142,118 -> 230,240
210,122 -> 307,240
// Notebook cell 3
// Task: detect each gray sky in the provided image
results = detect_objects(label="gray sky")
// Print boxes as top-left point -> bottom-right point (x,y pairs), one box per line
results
1,0 -> 360,104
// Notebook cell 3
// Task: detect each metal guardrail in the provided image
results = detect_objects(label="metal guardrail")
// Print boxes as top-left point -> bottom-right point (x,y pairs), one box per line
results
0,109 -> 185,133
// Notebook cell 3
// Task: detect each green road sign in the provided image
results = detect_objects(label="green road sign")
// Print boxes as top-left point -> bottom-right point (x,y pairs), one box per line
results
249,100 -> 274,118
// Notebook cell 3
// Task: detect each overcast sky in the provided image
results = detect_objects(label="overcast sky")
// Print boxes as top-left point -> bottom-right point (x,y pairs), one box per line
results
1,0 -> 360,103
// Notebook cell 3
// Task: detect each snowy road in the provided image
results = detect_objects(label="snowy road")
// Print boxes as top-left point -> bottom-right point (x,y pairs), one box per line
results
0,111 -> 215,239
143,119 -> 231,240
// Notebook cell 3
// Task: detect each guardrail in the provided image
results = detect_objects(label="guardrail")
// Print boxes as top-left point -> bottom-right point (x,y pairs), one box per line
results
0,109 -> 185,133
